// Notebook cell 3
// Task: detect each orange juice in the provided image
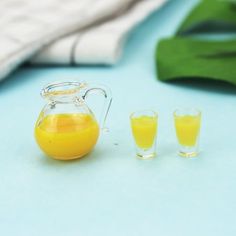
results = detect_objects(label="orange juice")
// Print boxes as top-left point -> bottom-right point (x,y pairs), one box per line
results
174,115 -> 201,146
35,113 -> 99,160
131,115 -> 157,149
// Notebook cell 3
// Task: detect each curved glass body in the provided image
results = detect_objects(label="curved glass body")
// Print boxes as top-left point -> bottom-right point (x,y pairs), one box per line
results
35,81 -> 112,160
130,110 -> 158,160
174,108 -> 201,158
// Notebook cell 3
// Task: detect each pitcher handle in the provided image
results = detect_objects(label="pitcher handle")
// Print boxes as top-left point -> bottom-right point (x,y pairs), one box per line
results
82,85 -> 112,131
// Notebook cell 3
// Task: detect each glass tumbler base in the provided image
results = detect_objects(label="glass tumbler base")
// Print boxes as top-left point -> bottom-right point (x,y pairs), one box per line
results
136,152 -> 156,160
178,150 -> 198,158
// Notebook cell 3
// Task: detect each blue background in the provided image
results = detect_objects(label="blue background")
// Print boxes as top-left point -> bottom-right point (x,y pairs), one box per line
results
1,0 -> 236,235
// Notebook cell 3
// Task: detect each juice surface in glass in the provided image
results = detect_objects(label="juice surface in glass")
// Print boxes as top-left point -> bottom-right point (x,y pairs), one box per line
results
174,115 -> 201,146
131,115 -> 157,149
35,113 -> 99,160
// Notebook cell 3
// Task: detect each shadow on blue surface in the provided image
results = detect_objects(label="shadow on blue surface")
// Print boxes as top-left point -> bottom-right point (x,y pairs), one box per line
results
165,78 -> 236,95
0,68 -> 33,91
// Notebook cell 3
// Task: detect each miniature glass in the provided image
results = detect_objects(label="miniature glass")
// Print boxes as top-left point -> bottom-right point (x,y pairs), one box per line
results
174,108 -> 201,158
130,110 -> 158,160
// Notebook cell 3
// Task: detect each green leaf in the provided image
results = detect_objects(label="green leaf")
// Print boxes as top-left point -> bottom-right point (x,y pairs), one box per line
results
177,0 -> 236,35
156,0 -> 236,86
156,37 -> 236,85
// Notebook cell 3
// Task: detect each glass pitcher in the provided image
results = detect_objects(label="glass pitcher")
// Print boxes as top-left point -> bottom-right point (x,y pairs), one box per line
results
34,81 -> 112,160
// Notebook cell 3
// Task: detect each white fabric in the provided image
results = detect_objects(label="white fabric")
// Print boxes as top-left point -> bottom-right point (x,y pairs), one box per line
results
0,0 -> 167,81
31,0 -> 167,65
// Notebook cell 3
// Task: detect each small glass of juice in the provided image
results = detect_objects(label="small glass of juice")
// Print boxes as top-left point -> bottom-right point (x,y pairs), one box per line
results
130,110 -> 158,160
174,108 -> 201,158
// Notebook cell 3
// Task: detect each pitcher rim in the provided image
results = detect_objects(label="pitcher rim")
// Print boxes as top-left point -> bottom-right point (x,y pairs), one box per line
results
41,81 -> 87,98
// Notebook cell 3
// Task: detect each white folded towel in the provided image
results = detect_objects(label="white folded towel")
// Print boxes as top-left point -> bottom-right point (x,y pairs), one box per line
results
31,0 -> 167,65
0,0 -> 166,81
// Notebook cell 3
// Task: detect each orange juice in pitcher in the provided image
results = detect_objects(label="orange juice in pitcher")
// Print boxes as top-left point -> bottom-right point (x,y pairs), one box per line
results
35,81 -> 112,160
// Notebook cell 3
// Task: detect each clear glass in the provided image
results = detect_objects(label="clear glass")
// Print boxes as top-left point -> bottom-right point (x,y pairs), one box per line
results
173,108 -> 201,158
34,81 -> 112,160
130,110 -> 158,160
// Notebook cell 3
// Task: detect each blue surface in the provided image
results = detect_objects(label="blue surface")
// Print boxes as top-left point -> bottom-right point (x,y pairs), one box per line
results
1,0 -> 236,235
